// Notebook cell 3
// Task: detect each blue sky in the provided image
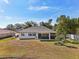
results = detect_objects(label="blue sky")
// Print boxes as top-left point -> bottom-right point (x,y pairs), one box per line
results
0,0 -> 79,28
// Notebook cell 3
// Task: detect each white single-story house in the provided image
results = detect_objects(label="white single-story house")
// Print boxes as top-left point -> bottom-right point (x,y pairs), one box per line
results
18,26 -> 56,40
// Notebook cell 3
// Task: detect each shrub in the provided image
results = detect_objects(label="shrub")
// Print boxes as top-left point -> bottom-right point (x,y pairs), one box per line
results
54,41 -> 65,46
71,41 -> 79,44
63,39 -> 72,43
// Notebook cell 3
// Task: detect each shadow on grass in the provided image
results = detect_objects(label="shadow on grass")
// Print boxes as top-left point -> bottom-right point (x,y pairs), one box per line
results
0,57 -> 18,59
65,45 -> 78,49
40,39 -> 56,42
0,37 -> 14,40
0,57 -> 38,59
54,42 -> 78,49
20,38 -> 36,40
55,43 -> 78,49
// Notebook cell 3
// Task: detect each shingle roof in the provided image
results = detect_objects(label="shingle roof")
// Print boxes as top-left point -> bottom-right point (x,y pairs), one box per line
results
19,26 -> 56,33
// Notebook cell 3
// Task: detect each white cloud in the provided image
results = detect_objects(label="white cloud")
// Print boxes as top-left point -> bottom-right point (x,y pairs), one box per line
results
28,6 -> 65,11
3,0 -> 9,4
28,6 -> 50,11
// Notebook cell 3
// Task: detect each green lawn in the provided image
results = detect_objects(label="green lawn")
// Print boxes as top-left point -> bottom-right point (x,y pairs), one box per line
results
0,37 -> 16,43
0,38 -> 79,59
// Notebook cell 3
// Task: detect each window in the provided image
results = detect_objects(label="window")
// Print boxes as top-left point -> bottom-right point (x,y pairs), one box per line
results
21,33 -> 25,36
28,33 -> 36,36
33,33 -> 36,36
41,34 -> 48,37
28,33 -> 32,36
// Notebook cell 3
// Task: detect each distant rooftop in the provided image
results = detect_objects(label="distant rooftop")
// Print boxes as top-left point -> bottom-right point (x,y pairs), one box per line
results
0,29 -> 15,35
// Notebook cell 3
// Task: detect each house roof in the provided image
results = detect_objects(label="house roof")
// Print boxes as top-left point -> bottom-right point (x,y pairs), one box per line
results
19,26 -> 56,33
0,29 -> 15,35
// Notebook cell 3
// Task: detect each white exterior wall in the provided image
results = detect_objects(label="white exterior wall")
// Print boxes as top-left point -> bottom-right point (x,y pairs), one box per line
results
70,34 -> 75,39
19,33 -> 36,39
74,35 -> 79,40
66,34 -> 79,40
49,33 -> 51,40
36,33 -> 38,39
19,32 -> 53,40
66,34 -> 75,39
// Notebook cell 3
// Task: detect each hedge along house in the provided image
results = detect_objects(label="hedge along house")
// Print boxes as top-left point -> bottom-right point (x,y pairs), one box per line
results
18,26 -> 56,40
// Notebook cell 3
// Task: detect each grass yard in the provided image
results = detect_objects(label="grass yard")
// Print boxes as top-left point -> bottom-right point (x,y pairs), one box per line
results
0,37 -> 16,43
0,38 -> 79,59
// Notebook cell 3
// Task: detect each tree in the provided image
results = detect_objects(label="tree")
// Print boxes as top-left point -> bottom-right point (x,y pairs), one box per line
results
15,23 -> 25,30
56,15 -> 79,43
55,15 -> 70,45
53,24 -> 57,31
76,18 -> 79,34
68,18 -> 77,34
6,24 -> 15,31
40,19 -> 53,29
25,21 -> 38,28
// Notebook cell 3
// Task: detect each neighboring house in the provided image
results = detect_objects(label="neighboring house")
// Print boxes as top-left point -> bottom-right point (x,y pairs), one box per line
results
66,34 -> 79,40
0,29 -> 15,39
18,26 -> 56,40
75,35 -> 79,40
